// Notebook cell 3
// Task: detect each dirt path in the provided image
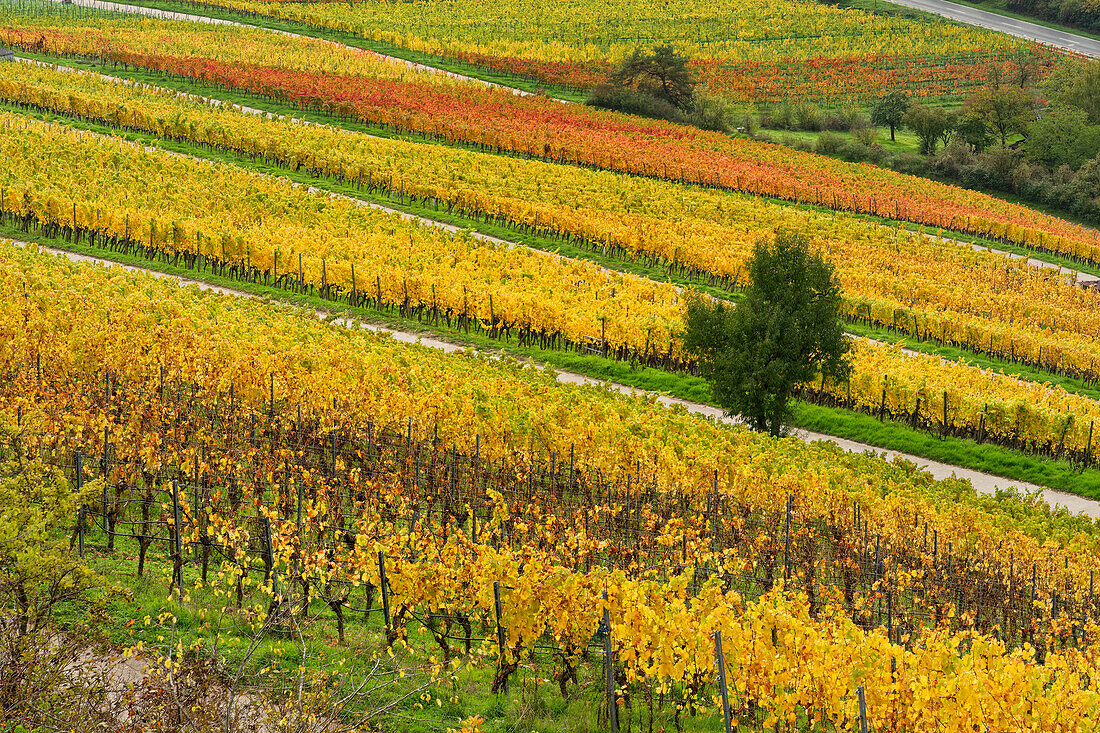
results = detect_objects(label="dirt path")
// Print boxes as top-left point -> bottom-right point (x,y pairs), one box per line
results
14,239 -> 1097,517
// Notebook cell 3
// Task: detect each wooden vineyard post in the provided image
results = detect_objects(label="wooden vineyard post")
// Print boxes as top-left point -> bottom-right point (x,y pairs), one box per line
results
1087,420 -> 1095,467
262,515 -> 274,585
942,390 -> 948,437
75,451 -> 85,559
171,479 -> 182,590
351,263 -> 357,306
714,631 -> 732,733
783,494 -> 793,582
378,550 -> 391,636
494,580 -> 508,694
602,590 -> 618,733
857,685 -> 868,733
101,425 -> 109,539
296,478 -> 304,530
264,515 -> 280,601
193,452 -> 202,561
887,590 -> 893,642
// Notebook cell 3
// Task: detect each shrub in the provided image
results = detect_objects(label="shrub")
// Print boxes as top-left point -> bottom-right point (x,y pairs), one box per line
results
814,131 -> 846,155
852,126 -> 879,146
977,146 -> 1022,190
586,83 -> 687,123
794,101 -> 822,131
691,93 -> 734,132
892,152 -> 926,175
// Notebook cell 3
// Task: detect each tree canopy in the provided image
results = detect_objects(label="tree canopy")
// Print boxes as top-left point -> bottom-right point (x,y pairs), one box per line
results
903,103 -> 954,155
965,86 -> 1034,147
870,91 -> 910,142
681,232 -> 852,437
610,45 -> 696,112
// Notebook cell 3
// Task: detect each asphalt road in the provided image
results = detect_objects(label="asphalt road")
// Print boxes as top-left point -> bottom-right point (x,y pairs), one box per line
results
889,0 -> 1100,56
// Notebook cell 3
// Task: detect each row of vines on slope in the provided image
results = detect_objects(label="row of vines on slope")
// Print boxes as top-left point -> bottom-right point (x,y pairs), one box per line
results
7,351 -> 1100,732
2,107 -> 1100,455
5,60 -> 1099,386
0,8 -> 1095,266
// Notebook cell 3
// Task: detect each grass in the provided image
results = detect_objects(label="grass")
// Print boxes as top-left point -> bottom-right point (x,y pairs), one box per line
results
61,532 -> 656,733
763,125 -> 925,155
4,218 -> 1099,501
791,402 -> 1100,498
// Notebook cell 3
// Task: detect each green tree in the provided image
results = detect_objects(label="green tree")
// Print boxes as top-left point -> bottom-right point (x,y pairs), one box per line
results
0,427 -> 106,727
870,90 -> 910,142
1024,104 -> 1100,169
610,45 -> 696,112
965,86 -> 1034,147
0,448 -> 99,636
954,111 -> 993,152
1043,59 -> 1100,124
903,103 -> 953,155
681,232 -> 852,437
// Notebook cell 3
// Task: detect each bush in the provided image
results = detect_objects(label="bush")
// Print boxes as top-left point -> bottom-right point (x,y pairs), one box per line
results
959,164 -> 997,190
1071,155 -> 1100,199
691,93 -> 734,132
781,134 -> 814,152
733,108 -> 758,136
814,131 -> 846,155
847,109 -> 872,131
819,106 -> 866,132
794,101 -> 822,131
586,83 -> 687,123
770,100 -> 797,130
840,139 -> 879,163
852,126 -> 879,146
976,147 -> 1022,191
892,152 -> 926,175
927,137 -> 976,179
